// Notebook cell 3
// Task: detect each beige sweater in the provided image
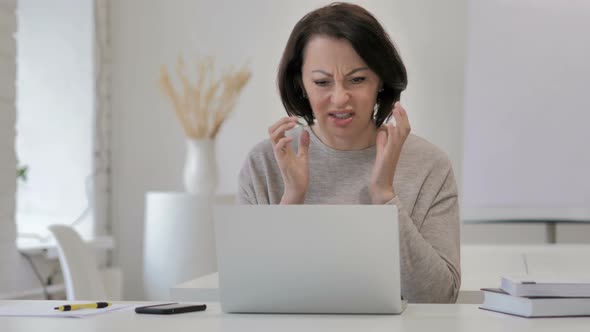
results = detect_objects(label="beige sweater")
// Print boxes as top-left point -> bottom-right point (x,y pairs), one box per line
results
237,126 -> 461,303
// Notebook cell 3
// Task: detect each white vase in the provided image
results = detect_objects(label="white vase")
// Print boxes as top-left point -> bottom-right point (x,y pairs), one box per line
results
183,138 -> 218,196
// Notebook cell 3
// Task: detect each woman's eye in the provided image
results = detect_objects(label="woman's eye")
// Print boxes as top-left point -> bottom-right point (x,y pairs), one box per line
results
351,77 -> 366,84
314,80 -> 330,86
314,80 -> 330,87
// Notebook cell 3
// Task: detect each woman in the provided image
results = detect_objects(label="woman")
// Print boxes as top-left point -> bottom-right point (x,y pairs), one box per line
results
237,2 -> 460,303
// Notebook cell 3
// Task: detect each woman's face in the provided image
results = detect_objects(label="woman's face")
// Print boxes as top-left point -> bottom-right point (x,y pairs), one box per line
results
301,35 -> 381,147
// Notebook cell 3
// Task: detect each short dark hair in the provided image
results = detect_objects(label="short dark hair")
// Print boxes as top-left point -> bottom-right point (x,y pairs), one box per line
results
277,2 -> 408,127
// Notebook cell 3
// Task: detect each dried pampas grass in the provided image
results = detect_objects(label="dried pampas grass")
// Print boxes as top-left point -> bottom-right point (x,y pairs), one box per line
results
158,55 -> 251,139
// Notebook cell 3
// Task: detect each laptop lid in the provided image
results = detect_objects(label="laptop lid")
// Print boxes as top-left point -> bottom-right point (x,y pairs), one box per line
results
214,205 -> 405,314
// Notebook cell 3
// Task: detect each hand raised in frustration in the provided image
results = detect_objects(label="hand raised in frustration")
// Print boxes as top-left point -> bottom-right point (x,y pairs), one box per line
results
369,102 -> 411,204
268,117 -> 310,204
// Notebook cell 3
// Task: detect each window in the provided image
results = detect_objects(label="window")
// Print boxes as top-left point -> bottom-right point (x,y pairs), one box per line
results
16,0 -> 96,240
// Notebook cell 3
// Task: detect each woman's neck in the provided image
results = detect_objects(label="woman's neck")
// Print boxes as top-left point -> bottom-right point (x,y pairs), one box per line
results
310,122 -> 378,151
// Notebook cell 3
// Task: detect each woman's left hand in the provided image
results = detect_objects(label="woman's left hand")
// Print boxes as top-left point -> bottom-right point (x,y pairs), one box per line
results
369,102 -> 411,204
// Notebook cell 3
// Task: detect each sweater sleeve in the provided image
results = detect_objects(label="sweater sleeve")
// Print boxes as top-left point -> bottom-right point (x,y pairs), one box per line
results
237,156 -> 257,205
391,159 -> 461,303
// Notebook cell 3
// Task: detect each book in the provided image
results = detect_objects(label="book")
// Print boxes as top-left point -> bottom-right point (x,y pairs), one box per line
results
501,275 -> 590,297
480,288 -> 590,318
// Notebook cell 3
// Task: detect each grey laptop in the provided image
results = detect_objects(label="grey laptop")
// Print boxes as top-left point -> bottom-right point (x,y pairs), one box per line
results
213,205 -> 406,314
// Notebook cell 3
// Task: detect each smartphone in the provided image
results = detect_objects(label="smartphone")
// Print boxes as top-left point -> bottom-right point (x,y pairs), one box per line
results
135,303 -> 207,315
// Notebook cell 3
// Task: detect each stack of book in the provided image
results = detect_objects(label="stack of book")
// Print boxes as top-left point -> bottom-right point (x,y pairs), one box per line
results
480,275 -> 590,318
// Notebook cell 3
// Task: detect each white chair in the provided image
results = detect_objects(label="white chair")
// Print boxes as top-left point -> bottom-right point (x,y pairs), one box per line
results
48,224 -> 107,301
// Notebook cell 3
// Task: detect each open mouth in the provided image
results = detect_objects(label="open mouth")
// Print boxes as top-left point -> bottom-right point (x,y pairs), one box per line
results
329,111 -> 354,119
328,111 -> 355,126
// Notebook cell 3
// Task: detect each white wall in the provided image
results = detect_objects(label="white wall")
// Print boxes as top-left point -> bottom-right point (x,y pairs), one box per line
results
387,0 -> 468,187
462,0 -> 590,220
111,0 -> 469,300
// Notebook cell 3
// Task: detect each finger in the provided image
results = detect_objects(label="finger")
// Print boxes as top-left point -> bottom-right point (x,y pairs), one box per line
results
275,136 -> 294,152
386,121 -> 396,145
297,130 -> 310,159
268,117 -> 298,136
268,117 -> 296,134
393,102 -> 411,136
391,102 -> 402,124
270,121 -> 297,145
395,102 -> 406,118
375,129 -> 387,157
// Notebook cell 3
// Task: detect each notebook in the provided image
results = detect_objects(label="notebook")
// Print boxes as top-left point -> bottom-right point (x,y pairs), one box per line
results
501,275 -> 590,297
480,288 -> 590,318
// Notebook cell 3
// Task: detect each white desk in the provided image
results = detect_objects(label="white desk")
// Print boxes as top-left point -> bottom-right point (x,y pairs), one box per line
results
170,271 -> 496,304
2,300 -> 590,331
171,244 -> 590,305
171,272 -> 487,304
459,244 -> 590,303
17,236 -> 114,259
170,272 -> 220,302
170,274 -> 496,305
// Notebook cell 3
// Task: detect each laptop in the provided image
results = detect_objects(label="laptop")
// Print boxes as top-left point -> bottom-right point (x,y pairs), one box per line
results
213,205 -> 406,314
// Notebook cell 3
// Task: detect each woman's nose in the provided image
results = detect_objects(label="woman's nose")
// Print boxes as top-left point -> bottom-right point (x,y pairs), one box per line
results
331,84 -> 350,107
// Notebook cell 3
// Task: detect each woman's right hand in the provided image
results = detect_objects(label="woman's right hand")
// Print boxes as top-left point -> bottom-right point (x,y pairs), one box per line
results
268,117 -> 310,204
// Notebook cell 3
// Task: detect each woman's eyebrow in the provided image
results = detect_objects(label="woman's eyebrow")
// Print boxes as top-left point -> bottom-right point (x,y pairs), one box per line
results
311,67 -> 369,77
